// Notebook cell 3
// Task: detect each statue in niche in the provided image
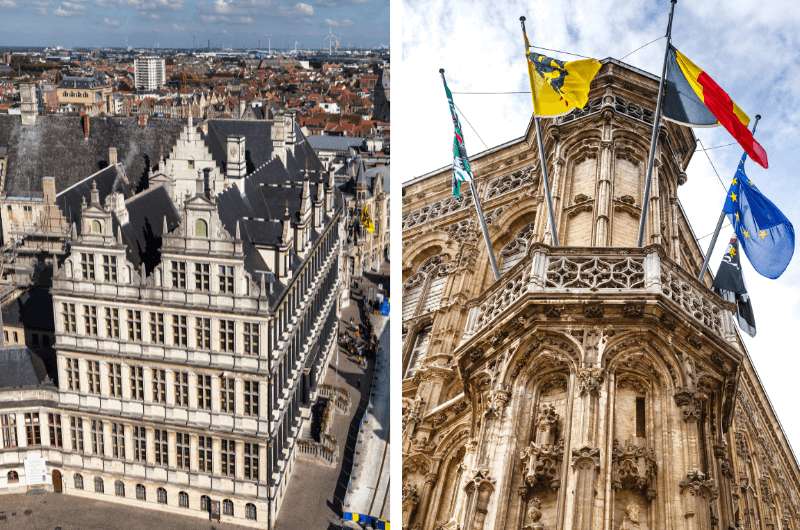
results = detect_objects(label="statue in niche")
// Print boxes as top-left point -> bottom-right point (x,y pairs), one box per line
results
619,503 -> 645,530
681,351 -> 697,391
522,497 -> 545,530
535,404 -> 560,446
583,327 -> 608,365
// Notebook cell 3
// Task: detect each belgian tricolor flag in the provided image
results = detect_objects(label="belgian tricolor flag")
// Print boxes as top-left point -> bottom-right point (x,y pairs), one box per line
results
663,46 -> 768,168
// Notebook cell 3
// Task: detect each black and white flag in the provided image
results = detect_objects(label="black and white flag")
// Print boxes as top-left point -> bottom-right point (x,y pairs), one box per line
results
713,236 -> 756,337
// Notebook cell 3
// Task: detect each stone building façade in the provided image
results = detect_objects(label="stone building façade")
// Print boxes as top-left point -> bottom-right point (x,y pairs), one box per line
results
0,113 -> 343,528
401,58 -> 800,530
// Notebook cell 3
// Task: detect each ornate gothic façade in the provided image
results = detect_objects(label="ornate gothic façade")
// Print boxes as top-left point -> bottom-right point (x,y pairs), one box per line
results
402,58 -> 800,530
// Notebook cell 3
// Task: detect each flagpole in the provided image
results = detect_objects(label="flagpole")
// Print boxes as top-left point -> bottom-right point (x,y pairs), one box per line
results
520,16 -> 560,247
440,69 -> 501,281
636,0 -> 677,247
696,115 -> 761,282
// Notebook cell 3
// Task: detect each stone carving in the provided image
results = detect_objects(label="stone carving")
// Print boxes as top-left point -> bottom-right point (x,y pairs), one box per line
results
571,446 -> 601,469
484,385 -> 511,419
612,95 -> 654,124
679,470 -> 719,499
619,503 -> 645,530
486,166 -> 539,200
546,256 -> 645,290
557,96 -> 603,124
577,367 -> 604,397
660,268 -> 724,336
403,481 -> 420,515
500,223 -> 536,264
674,388 -> 705,422
470,266 -> 531,332
583,328 -> 608,364
403,193 -> 472,230
622,303 -> 644,318
522,497 -> 545,530
611,438 -> 657,500
520,439 -> 564,492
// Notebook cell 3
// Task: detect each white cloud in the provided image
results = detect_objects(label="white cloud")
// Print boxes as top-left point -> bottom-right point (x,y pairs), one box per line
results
0,0 -> 17,8
294,2 -> 313,15
325,17 -> 352,28
103,16 -> 120,26
396,0 -> 800,453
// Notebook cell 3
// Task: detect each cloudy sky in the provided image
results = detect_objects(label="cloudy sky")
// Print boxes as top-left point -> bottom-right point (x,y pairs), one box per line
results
394,0 -> 800,452
0,0 -> 388,49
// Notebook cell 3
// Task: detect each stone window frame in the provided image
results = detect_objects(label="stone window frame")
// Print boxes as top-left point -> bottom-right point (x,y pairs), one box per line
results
194,262 -> 210,292
102,255 -> 117,283
243,322 -> 260,356
154,428 -> 168,466
170,260 -> 187,289
62,303 -> 77,334
48,413 -> 62,448
223,499 -> 234,516
198,435 -> 213,473
115,480 -> 125,497
133,425 -> 147,463
86,359 -> 101,394
94,476 -> 104,494
135,483 -> 146,501
221,438 -> 236,477
175,432 -> 190,470
244,442 -> 259,480
149,312 -> 165,344
108,363 -> 122,398
402,254 -> 449,322
0,414 -> 17,449
243,380 -> 259,417
104,307 -> 119,339
197,374 -> 212,410
172,314 -> 188,347
245,503 -> 257,521
179,491 -> 189,508
219,264 -> 235,294
220,376 -> 235,414
219,319 -> 235,353
24,412 -> 41,446
80,252 -> 95,281
111,422 -> 125,459
90,419 -> 104,455
157,487 -> 167,504
70,417 -> 84,453
195,317 -> 211,350
130,366 -> 144,401
152,369 -> 166,404
66,358 -> 80,391
84,305 -> 98,336
74,473 -> 84,490
127,310 -> 142,342
174,371 -> 189,408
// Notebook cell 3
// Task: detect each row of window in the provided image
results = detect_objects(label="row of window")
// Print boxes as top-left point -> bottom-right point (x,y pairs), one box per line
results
69,474 -> 257,520
61,303 -> 261,355
63,360 -> 260,416
0,413 -> 260,481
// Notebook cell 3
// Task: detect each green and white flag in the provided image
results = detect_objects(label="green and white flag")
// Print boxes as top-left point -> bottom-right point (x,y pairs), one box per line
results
442,74 -> 473,198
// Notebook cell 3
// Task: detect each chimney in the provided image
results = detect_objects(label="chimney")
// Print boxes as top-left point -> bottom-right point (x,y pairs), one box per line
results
81,114 -> 90,141
42,177 -> 56,204
108,146 -> 118,166
20,83 -> 37,126
111,192 -> 129,225
226,135 -> 246,181
195,170 -> 204,196
271,114 -> 286,165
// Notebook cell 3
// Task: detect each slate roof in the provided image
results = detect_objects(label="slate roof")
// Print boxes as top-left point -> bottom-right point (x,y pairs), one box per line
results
56,164 -> 130,228
0,114 -> 183,196
307,135 -> 365,153
0,346 -> 49,389
1,287 -> 55,332
117,184 -> 180,272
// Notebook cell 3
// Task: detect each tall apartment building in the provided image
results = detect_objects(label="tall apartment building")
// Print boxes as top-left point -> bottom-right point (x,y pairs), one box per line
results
134,56 -> 166,91
401,59 -> 800,530
0,114 -> 343,528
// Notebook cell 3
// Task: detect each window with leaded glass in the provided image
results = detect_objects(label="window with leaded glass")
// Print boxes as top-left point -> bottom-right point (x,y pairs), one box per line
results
195,316 -> 210,350
152,369 -> 166,404
108,362 -> 122,398
198,435 -> 213,473
402,255 -> 448,321
171,260 -> 186,289
219,319 -> 234,352
244,442 -> 259,480
87,360 -> 100,394
404,325 -> 431,380
130,366 -> 144,401
70,417 -> 84,453
62,303 -> 76,333
220,376 -> 235,414
48,413 -> 62,448
243,322 -> 259,356
66,357 -> 80,391
102,255 -> 117,282
81,252 -> 95,280
175,432 -> 190,469
91,419 -> 104,455
84,305 -> 98,336
173,314 -> 187,347
133,425 -> 146,462
150,312 -> 165,344
127,310 -> 142,341
197,374 -> 211,410
219,264 -> 234,293
174,371 -> 189,407
24,413 -> 40,446
111,422 -> 125,458
1,414 -> 16,448
105,307 -> 119,338
194,262 -> 210,291
221,438 -> 235,477
244,380 -> 259,417
154,428 -> 168,466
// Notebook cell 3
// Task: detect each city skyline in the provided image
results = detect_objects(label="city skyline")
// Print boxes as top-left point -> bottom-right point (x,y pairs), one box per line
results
0,0 -> 389,50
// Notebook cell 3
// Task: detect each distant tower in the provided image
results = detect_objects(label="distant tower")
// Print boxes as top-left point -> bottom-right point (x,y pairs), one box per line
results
134,56 -> 165,91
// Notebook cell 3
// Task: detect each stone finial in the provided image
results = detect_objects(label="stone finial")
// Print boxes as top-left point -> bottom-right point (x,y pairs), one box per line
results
90,181 -> 100,206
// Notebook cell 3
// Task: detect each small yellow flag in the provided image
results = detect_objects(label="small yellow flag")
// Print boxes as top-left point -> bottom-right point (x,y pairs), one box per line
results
361,205 -> 375,234
526,52 -> 601,117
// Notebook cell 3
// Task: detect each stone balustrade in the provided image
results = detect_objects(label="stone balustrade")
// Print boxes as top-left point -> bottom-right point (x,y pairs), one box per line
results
461,245 -> 735,344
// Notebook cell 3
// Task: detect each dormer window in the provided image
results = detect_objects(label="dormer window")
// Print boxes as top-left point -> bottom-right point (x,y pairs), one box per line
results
91,220 -> 102,234
195,219 -> 208,238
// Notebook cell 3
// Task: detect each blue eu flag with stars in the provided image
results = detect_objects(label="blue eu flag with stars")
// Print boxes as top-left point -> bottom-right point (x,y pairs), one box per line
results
722,154 -> 794,279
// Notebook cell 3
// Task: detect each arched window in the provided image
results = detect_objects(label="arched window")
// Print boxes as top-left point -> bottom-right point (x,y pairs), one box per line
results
91,220 -> 102,234
223,499 -> 234,516
245,503 -> 257,521
200,495 -> 211,512
7,470 -> 18,483
157,487 -> 167,504
179,491 -> 189,508
114,480 -> 125,497
402,255 -> 448,321
94,476 -> 104,493
74,473 -> 84,490
499,222 -> 536,275
135,484 -> 145,500
195,218 -> 208,238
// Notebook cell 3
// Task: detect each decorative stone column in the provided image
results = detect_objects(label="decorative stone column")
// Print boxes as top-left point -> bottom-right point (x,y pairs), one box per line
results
594,111 -> 614,247
571,446 -> 601,528
464,469 -> 495,530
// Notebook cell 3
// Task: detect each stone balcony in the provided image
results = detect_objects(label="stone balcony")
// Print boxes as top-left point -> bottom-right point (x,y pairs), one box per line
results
460,244 -> 738,347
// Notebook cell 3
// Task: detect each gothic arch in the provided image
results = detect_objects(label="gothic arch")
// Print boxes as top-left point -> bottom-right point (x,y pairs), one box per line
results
500,330 -> 581,389
402,232 -> 455,276
601,331 -> 683,390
